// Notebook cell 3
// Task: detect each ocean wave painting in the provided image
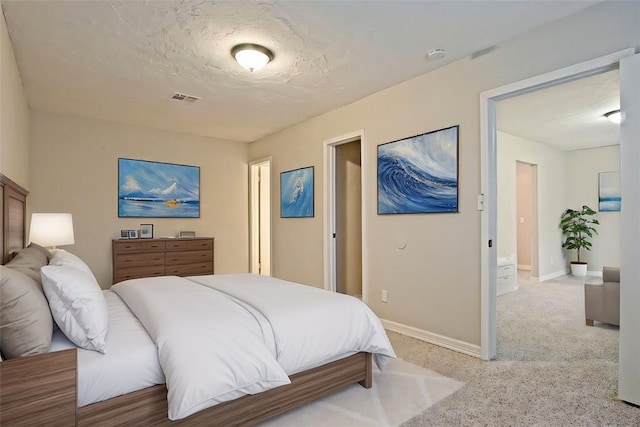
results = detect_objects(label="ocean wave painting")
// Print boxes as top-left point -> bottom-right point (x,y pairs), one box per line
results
118,158 -> 200,218
378,126 -> 458,214
281,166 -> 314,218
598,171 -> 621,212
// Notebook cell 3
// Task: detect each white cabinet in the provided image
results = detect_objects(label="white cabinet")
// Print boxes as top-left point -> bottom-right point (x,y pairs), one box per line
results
497,255 -> 517,296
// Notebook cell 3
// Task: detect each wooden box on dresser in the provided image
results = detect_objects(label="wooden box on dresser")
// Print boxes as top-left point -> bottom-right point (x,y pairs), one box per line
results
0,349 -> 77,426
112,237 -> 214,284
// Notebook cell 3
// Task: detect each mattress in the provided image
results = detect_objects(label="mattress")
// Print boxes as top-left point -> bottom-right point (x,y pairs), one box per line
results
49,290 -> 164,407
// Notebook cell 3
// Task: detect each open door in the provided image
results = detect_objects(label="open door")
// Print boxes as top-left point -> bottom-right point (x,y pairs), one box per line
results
250,159 -> 271,276
618,52 -> 640,406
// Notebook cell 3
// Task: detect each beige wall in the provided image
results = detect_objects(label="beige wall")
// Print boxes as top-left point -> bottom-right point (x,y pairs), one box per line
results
0,12 -> 30,188
565,145 -> 620,272
29,112 -> 250,288
497,131 -> 566,280
516,162 -> 533,269
336,140 -> 362,297
249,1 -> 640,347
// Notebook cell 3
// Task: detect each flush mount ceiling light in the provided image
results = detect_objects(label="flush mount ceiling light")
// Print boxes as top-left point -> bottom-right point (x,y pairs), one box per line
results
231,43 -> 274,72
604,109 -> 621,124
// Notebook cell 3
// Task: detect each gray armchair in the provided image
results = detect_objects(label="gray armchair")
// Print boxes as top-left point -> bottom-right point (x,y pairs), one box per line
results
585,266 -> 620,326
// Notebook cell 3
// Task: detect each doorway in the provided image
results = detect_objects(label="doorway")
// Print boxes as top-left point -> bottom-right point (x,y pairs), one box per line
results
323,130 -> 367,300
335,140 -> 362,297
480,49 -> 640,405
249,158 -> 271,276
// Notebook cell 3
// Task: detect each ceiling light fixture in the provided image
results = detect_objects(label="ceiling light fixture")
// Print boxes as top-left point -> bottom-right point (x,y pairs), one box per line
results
604,109 -> 621,124
231,43 -> 274,72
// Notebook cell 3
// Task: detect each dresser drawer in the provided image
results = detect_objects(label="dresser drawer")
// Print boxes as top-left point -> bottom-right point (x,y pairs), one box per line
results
186,239 -> 213,251
114,240 -> 166,253
114,265 -> 165,283
166,263 -> 213,277
497,264 -> 515,279
165,240 -> 188,251
116,252 -> 165,268
165,250 -> 212,265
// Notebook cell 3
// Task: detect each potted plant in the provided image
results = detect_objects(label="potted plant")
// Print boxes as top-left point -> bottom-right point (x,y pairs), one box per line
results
560,205 -> 599,276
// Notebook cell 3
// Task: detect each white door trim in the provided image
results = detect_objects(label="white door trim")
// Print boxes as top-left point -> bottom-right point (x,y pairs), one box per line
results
249,157 -> 272,275
323,130 -> 367,301
480,48 -> 636,361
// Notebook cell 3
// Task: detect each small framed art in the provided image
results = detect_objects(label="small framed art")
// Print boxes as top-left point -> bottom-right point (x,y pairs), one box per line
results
140,224 -> 154,239
280,166 -> 314,218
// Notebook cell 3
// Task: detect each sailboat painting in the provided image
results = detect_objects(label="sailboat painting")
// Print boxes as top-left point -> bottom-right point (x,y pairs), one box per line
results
118,158 -> 200,218
378,126 -> 459,214
281,166 -> 314,218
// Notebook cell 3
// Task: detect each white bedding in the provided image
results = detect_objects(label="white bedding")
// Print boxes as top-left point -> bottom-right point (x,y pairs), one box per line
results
111,276 -> 291,421
190,274 -> 396,373
49,290 -> 164,407
52,274 -> 395,421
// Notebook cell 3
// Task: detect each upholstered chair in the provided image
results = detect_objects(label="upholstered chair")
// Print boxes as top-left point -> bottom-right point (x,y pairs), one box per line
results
584,266 -> 620,326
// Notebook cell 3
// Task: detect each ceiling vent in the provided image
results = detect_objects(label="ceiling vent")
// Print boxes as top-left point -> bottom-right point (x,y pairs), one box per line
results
171,93 -> 200,103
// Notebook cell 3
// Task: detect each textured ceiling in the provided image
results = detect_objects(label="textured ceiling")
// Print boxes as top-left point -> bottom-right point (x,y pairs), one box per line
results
498,70 -> 619,151
2,0 -> 599,142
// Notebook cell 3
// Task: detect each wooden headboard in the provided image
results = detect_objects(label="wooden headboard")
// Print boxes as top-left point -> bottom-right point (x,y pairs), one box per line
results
1,173 -> 29,264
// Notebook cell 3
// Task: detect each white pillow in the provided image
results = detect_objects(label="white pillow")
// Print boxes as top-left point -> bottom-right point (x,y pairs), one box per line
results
41,265 -> 108,353
49,249 -> 94,276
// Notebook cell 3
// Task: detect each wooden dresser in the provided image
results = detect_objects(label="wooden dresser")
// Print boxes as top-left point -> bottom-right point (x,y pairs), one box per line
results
112,237 -> 214,284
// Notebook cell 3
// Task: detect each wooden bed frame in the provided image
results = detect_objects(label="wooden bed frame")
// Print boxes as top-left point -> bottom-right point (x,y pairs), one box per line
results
0,173 -> 373,426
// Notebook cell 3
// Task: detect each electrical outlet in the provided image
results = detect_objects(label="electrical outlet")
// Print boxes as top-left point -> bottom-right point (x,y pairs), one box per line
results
381,290 -> 388,303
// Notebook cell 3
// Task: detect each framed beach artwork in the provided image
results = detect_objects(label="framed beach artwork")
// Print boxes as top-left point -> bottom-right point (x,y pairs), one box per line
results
598,171 -> 621,212
118,158 -> 200,218
377,125 -> 459,214
280,166 -> 314,218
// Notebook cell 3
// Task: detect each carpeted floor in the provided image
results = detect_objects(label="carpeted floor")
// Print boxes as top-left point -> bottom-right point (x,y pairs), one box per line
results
259,358 -> 463,426
397,272 -> 640,426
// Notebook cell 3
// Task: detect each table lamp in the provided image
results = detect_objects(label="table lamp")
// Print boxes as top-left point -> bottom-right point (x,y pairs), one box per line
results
29,213 -> 75,249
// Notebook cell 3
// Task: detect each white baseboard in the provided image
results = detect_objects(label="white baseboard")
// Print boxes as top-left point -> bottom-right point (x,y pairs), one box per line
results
382,319 -> 481,359
517,264 -> 531,271
538,268 -> 569,282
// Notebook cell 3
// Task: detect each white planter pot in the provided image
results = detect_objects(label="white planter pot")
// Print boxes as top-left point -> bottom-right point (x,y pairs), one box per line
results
570,263 -> 588,276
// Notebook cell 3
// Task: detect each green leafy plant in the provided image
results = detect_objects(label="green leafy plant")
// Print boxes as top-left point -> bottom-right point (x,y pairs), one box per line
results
560,205 -> 599,264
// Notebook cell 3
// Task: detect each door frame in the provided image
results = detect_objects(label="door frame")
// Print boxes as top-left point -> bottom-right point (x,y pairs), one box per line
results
480,48 -> 636,361
249,157 -> 272,275
323,130 -> 367,301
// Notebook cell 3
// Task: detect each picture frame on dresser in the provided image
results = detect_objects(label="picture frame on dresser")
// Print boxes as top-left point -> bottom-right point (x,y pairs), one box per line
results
140,224 -> 153,239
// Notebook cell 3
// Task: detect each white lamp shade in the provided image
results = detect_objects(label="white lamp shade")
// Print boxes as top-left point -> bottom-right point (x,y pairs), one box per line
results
29,213 -> 75,247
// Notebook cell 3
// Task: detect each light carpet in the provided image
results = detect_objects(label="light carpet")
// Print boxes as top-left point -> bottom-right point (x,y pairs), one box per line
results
396,273 -> 640,426
259,358 -> 463,427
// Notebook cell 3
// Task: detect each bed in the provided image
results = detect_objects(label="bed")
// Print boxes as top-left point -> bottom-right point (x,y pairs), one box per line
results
0,174 -> 395,426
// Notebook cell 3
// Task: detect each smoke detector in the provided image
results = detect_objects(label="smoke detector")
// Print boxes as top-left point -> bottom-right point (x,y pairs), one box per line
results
427,49 -> 446,61
171,93 -> 200,103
